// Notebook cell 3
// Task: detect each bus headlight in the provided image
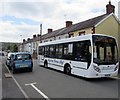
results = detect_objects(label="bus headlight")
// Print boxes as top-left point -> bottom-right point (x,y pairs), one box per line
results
93,65 -> 101,73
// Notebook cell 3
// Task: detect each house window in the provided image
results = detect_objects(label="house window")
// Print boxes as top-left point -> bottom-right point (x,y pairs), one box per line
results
69,33 -> 74,38
92,27 -> 95,34
79,31 -> 85,36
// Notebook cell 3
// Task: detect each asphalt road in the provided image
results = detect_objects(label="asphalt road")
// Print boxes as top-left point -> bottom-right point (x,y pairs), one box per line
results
2,59 -> 120,100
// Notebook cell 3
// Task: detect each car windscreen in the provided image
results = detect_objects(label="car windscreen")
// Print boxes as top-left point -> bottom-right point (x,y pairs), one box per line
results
15,54 -> 32,60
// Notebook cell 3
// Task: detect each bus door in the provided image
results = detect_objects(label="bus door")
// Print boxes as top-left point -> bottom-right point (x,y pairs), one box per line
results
39,46 -> 45,62
74,40 -> 91,69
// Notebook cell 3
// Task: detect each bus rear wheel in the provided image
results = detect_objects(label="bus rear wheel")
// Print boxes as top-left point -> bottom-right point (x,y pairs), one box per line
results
44,61 -> 48,68
64,65 -> 71,74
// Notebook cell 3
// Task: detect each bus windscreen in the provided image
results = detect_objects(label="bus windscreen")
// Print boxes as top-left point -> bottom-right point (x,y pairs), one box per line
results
93,35 -> 118,65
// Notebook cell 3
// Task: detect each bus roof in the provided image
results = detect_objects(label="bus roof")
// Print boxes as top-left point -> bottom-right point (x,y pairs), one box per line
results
39,34 -> 116,46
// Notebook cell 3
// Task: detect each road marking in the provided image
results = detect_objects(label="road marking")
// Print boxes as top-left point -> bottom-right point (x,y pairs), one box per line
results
4,63 -> 29,99
25,82 -> 50,100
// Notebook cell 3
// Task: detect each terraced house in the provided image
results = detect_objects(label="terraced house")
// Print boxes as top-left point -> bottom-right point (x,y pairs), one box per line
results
21,1 -> 120,58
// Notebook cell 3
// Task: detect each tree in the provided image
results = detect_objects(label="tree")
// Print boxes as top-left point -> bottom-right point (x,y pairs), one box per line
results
12,44 -> 18,52
7,44 -> 18,52
7,45 -> 11,51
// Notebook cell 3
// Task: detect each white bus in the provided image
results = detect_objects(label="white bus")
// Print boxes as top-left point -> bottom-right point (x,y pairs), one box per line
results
38,34 -> 119,78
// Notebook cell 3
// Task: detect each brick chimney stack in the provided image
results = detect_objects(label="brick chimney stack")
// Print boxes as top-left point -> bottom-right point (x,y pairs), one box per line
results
48,28 -> 53,33
33,34 -> 36,38
66,21 -> 72,27
106,1 -> 115,14
37,34 -> 40,37
27,38 -> 30,41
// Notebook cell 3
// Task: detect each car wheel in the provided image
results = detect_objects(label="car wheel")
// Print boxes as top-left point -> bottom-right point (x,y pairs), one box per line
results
28,67 -> 33,72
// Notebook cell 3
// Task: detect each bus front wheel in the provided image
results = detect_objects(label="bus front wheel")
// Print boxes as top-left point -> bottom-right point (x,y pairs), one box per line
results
64,64 -> 71,74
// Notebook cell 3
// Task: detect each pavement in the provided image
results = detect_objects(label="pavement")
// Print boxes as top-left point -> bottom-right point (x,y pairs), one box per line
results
2,62 -> 26,99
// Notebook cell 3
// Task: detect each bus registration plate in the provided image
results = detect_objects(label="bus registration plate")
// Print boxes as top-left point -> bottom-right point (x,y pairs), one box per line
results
105,74 -> 110,77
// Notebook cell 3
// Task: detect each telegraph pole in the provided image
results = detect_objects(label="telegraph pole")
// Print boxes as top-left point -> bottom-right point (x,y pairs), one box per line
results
40,24 -> 42,43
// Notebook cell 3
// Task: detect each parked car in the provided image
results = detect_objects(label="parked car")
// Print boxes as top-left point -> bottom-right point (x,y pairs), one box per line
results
6,52 -> 14,68
6,52 -> 33,74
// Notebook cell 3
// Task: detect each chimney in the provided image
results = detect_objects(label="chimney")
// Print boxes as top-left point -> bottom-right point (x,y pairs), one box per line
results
37,34 -> 40,37
33,34 -> 36,38
106,1 -> 115,14
48,28 -> 53,33
23,39 -> 26,42
66,21 -> 72,27
27,38 -> 30,41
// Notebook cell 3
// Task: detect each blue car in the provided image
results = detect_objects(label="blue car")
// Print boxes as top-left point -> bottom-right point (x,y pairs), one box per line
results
6,52 -> 33,74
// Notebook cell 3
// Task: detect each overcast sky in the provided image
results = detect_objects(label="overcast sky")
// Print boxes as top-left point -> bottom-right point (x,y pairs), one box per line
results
0,0 -> 119,42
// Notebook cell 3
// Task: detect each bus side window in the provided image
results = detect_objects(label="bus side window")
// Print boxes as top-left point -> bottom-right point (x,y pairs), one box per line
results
56,45 -> 63,58
63,44 -> 69,55
42,47 -> 44,55
38,47 -> 44,55
45,46 -> 49,57
63,43 -> 73,60
50,45 -> 55,58
38,47 -> 42,55
58,44 -> 63,58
